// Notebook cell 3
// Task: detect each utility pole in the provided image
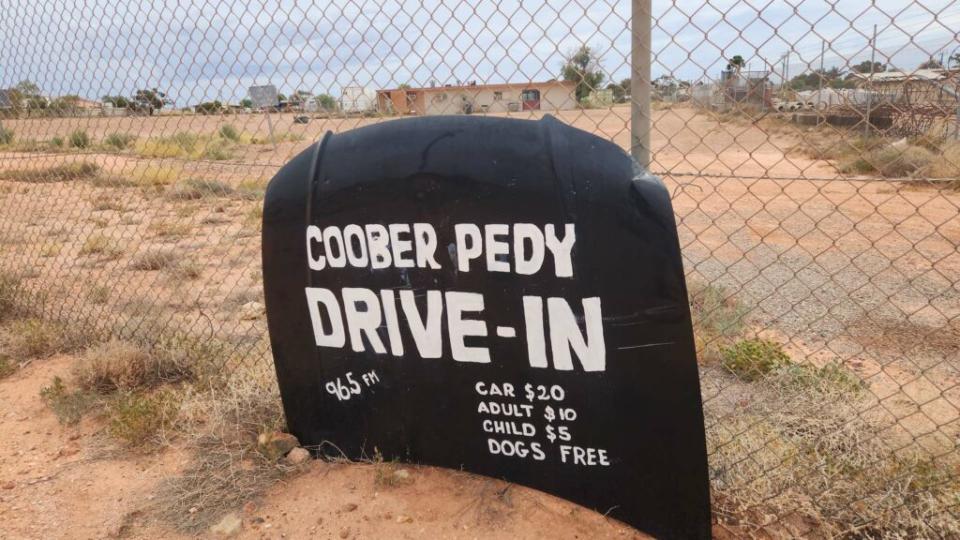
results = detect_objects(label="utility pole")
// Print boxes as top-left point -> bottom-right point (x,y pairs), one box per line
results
784,51 -> 790,87
818,41 -> 826,112
864,24 -> 877,137
631,0 -> 652,168
780,52 -> 789,91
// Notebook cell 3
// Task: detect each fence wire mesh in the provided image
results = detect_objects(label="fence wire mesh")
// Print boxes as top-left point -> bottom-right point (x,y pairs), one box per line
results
0,1 -> 958,537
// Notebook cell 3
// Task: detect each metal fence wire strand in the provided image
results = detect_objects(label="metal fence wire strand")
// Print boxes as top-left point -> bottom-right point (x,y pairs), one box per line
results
0,1 -> 958,537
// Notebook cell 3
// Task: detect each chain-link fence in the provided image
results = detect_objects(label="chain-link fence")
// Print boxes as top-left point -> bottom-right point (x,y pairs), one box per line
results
0,1 -> 958,536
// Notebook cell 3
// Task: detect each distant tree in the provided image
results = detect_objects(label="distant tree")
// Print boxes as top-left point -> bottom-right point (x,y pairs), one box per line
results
314,93 -> 338,111
24,95 -> 48,110
561,45 -> 605,101
102,95 -> 130,108
239,98 -> 253,108
850,60 -> 886,74
14,80 -> 40,97
131,88 -> 166,115
6,80 -> 41,110
606,82 -> 625,102
194,100 -> 223,115
918,58 -> 943,69
292,90 -> 313,103
49,95 -> 81,114
726,55 -> 746,71
788,67 -> 846,90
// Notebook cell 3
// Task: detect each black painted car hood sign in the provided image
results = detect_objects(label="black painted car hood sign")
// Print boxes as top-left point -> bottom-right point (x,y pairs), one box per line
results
262,115 -> 711,539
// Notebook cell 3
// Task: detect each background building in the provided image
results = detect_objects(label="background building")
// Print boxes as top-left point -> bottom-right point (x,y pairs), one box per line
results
376,80 -> 577,115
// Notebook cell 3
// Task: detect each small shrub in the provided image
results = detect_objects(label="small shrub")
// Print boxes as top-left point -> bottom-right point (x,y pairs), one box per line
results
78,234 -> 111,255
136,132 -> 201,158
166,178 -> 235,200
108,390 -> 179,447
129,249 -> 179,271
89,174 -> 136,188
0,126 -> 14,145
840,144 -> 936,177
927,141 -> 960,184
773,361 -> 864,395
0,355 -> 14,379
243,205 -> 263,232
166,259 -> 202,280
12,138 -> 45,152
872,145 -> 935,177
7,318 -> 87,359
0,271 -> 21,320
50,136 -> 64,148
69,129 -> 91,149
40,376 -> 94,425
236,177 -> 268,200
151,333 -> 223,383
373,450 -> 414,488
201,138 -> 234,160
91,194 -> 125,211
86,284 -> 110,304
74,339 -> 154,393
130,164 -> 180,187
147,221 -> 191,238
688,282 -> 745,363
40,243 -> 63,257
219,124 -> 240,141
720,338 -> 790,381
250,132 -> 304,145
103,132 -> 136,150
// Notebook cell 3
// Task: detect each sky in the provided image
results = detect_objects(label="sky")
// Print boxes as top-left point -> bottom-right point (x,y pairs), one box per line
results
0,0 -> 957,106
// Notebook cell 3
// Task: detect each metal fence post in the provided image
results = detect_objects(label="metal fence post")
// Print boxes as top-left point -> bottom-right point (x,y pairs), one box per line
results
631,0 -> 651,169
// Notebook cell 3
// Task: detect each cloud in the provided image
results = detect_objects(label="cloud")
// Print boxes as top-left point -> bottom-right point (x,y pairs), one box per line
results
0,0 -> 955,104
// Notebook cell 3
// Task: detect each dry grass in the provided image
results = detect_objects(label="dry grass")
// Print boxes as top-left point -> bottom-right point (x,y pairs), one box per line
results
166,178 -> 235,201
165,259 -> 202,280
926,140 -> 960,185
78,234 -> 117,256
0,126 -> 14,145
840,144 -> 936,178
129,164 -> 181,187
136,132 -> 236,161
90,194 -> 126,212
373,452 -> 415,488
688,281 -> 746,363
705,364 -> 958,537
86,284 -> 110,304
128,249 -> 180,271
242,205 -> 263,233
236,177 -> 269,200
74,339 -> 187,393
0,271 -> 21,320
40,243 -> 63,257
103,132 -> 136,150
0,161 -> 100,183
153,361 -> 289,531
0,355 -> 14,379
147,220 -> 191,239
5,318 -> 89,359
